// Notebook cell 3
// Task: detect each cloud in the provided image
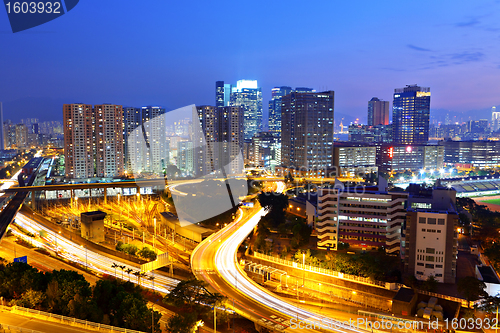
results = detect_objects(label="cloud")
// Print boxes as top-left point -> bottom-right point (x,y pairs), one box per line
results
450,51 -> 485,63
456,18 -> 480,27
381,67 -> 406,72
407,44 -> 432,52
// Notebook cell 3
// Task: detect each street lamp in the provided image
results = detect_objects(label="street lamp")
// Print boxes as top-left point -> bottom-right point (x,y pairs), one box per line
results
153,217 -> 156,252
81,245 -> 87,269
302,252 -> 305,286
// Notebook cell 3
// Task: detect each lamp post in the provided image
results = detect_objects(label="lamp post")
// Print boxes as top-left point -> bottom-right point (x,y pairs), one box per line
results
81,245 -> 87,270
153,217 -> 156,252
302,252 -> 305,287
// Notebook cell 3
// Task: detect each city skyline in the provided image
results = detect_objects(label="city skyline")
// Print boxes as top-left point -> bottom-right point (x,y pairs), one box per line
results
1,1 -> 500,124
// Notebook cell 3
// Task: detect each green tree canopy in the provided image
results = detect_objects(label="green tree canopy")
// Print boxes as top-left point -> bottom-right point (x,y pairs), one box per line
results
458,277 -> 487,304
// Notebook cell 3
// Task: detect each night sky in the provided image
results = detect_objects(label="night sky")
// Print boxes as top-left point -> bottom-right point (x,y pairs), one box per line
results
0,0 -> 499,124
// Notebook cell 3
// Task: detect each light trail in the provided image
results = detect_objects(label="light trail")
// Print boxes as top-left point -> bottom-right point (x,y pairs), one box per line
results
193,181 -> 369,332
13,213 -> 179,293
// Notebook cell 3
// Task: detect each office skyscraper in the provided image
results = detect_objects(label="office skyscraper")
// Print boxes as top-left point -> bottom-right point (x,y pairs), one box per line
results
492,106 -> 500,132
268,86 -> 292,134
63,104 -> 94,179
281,91 -> 335,170
392,85 -> 431,144
94,104 -> 124,178
216,81 -> 232,107
367,97 -> 389,126
229,80 -> 262,141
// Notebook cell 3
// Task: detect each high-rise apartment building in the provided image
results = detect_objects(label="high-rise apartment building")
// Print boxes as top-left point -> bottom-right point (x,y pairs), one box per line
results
392,85 -> 431,144
281,91 -> 334,170
127,106 -> 168,175
268,86 -> 292,134
195,105 -> 244,176
64,104 -> 125,179
94,104 -> 124,178
3,120 -> 16,149
63,104 -> 94,179
405,185 -> 458,283
123,107 -> 141,173
15,124 -> 28,149
177,141 -> 194,175
367,97 -> 389,126
229,80 -> 262,141
492,106 -> 500,132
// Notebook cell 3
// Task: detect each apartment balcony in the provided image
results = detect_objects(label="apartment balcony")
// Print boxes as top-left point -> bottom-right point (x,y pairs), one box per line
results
317,205 -> 338,214
317,213 -> 338,222
316,224 -> 337,233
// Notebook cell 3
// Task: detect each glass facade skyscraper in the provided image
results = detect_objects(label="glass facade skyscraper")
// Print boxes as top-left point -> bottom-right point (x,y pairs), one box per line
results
230,80 -> 262,141
216,81 -> 232,107
268,86 -> 292,134
392,85 -> 431,144
281,91 -> 334,170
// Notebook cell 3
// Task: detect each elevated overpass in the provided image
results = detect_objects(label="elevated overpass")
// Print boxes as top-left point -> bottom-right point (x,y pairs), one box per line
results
191,182 -> 367,333
0,156 -> 45,240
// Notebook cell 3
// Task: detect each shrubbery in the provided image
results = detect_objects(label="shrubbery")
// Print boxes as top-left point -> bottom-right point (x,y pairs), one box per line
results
0,261 -> 161,332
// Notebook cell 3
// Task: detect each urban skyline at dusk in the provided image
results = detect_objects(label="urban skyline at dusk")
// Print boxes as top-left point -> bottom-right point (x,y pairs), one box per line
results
3,2 -> 500,332
1,1 -> 500,124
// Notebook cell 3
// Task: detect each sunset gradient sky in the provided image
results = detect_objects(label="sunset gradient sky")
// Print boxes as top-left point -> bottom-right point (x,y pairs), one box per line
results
0,0 -> 499,123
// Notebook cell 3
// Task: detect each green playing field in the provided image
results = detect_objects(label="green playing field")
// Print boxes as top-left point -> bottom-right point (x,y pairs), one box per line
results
481,198 -> 500,205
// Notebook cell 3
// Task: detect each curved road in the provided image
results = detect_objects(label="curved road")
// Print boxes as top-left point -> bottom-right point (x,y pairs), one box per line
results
191,182 -> 367,333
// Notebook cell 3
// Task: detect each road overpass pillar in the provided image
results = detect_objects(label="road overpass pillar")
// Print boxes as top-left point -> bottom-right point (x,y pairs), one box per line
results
104,188 -> 107,204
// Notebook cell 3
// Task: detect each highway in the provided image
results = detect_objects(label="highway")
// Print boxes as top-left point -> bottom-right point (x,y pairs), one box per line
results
11,212 -> 179,293
191,182 -> 368,333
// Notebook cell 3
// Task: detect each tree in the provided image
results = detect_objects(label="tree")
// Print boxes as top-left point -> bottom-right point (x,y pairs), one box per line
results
119,265 -> 126,280
257,192 -> 288,227
166,312 -> 199,333
112,263 -> 118,278
478,295 -> 500,314
13,289 -> 46,309
0,262 -> 47,299
458,277 -> 487,305
138,247 -> 157,261
421,275 -> 438,293
163,279 -> 224,314
126,268 -> 133,281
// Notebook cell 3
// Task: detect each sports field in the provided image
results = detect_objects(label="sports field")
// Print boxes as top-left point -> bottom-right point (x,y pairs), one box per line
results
480,198 -> 500,205
473,195 -> 500,212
